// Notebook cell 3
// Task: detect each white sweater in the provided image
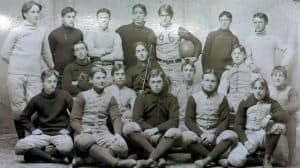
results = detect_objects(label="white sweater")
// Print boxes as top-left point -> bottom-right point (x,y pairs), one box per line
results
1,21 -> 54,76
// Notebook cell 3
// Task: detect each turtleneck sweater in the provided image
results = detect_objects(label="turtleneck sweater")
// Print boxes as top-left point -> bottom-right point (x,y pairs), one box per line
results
19,89 -> 73,135
1,20 -> 54,76
48,25 -> 83,75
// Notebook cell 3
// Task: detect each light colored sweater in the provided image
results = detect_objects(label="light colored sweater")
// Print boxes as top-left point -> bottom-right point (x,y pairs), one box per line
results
1,21 -> 54,76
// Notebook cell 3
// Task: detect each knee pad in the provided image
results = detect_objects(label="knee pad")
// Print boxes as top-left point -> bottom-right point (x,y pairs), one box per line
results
122,122 -> 142,136
74,133 -> 96,152
182,131 -> 198,145
164,128 -> 181,139
110,135 -> 128,158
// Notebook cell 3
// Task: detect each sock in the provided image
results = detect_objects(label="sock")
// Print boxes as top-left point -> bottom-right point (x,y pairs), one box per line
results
14,120 -> 25,139
25,148 -> 53,162
286,119 -> 296,165
208,140 -> 233,160
128,132 -> 154,153
88,144 -> 118,167
188,142 -> 210,158
149,137 -> 176,161
265,134 -> 280,159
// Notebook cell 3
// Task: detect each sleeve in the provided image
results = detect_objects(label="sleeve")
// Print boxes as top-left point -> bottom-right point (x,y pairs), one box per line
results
108,97 -> 123,134
70,93 -> 85,134
270,99 -> 289,123
1,29 -> 18,63
244,37 -> 254,66
218,71 -> 230,95
48,31 -> 56,62
41,30 -> 54,69
234,99 -> 248,143
215,97 -> 230,135
65,91 -> 73,112
201,32 -> 213,71
276,36 -> 291,67
132,95 -> 153,130
185,96 -> 203,136
178,27 -> 202,57
101,33 -> 124,61
61,65 -> 80,96
129,91 -> 137,112
19,98 -> 37,133
284,88 -> 299,114
156,96 -> 179,132
84,31 -> 106,57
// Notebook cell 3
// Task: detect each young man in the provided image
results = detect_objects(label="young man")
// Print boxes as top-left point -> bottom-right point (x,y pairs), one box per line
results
269,66 -> 299,166
171,60 -> 201,131
227,78 -> 289,167
105,64 -> 136,123
70,67 -> 136,168
15,70 -> 73,163
182,69 -> 238,168
127,41 -> 162,94
1,1 -> 54,139
62,41 -> 93,97
153,4 -> 202,88
202,11 -> 239,78
245,13 -> 291,82
123,69 -> 181,168
218,44 -> 260,114
85,8 -> 123,85
116,3 -> 156,68
48,7 -> 83,88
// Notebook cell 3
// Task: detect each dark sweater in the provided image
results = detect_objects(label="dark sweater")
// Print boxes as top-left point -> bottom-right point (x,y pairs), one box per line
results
234,94 -> 289,143
48,25 -> 83,75
61,58 -> 93,96
202,29 -> 239,77
132,90 -> 179,132
19,90 -> 73,135
116,22 -> 156,68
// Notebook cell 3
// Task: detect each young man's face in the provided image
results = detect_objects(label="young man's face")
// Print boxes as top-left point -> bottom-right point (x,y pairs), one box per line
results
149,76 -> 164,94
201,73 -> 218,93
182,64 -> 195,82
97,12 -> 110,30
24,5 -> 40,25
133,7 -> 146,25
219,15 -> 231,30
43,75 -> 57,94
73,43 -> 88,60
252,81 -> 267,100
113,69 -> 126,87
90,71 -> 106,89
253,17 -> 267,33
271,71 -> 286,88
62,12 -> 76,27
231,48 -> 246,65
159,10 -> 172,27
135,44 -> 148,61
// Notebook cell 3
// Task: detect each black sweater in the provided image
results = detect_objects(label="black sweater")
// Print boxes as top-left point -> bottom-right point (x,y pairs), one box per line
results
19,90 -> 73,135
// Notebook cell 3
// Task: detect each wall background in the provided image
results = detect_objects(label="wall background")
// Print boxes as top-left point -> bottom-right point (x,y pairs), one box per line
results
0,0 -> 299,118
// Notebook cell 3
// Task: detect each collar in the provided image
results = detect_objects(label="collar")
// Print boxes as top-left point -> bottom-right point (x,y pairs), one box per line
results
255,29 -> 267,36
184,80 -> 193,87
41,89 -> 57,98
92,86 -> 104,94
218,28 -> 231,33
132,21 -> 145,28
22,20 -> 38,29
200,89 -> 217,98
75,58 -> 90,66
62,24 -> 74,30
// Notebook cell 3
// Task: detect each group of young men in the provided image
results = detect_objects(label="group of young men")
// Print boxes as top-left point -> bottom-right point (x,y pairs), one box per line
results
1,1 -> 298,168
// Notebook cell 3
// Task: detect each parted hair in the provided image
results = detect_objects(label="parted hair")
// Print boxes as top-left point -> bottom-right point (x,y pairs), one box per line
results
158,4 -> 174,17
251,77 -> 270,98
111,64 -> 127,76
96,8 -> 111,17
61,7 -> 77,17
41,69 -> 59,82
132,3 -> 147,16
271,66 -> 288,79
202,69 -> 219,82
219,11 -> 232,20
22,1 -> 42,19
181,59 -> 196,72
253,12 -> 268,23
89,66 -> 107,78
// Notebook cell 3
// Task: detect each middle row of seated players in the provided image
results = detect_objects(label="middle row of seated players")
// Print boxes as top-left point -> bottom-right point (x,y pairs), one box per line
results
14,62 -> 291,168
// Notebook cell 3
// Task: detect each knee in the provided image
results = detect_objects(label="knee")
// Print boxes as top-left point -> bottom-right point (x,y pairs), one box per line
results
122,122 -> 141,136
110,135 -> 128,158
182,131 -> 198,146
15,139 -> 32,155
216,130 -> 238,144
164,128 -> 181,139
56,140 -> 73,155
74,133 -> 96,152
227,143 -> 248,167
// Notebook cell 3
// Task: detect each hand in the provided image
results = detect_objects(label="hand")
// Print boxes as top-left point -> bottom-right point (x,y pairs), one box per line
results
201,132 -> 215,145
72,81 -> 79,86
261,115 -> 272,128
59,129 -> 70,135
32,129 -> 43,135
143,128 -> 159,137
105,48 -> 113,55
81,128 -> 93,134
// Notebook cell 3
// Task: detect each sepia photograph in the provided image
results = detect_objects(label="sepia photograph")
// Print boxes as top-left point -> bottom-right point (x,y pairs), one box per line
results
0,0 -> 299,167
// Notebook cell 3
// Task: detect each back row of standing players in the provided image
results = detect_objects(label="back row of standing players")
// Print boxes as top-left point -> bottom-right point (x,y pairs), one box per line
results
1,1 -> 298,167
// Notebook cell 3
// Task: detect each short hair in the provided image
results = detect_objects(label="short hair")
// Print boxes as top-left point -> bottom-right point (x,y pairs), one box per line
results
181,59 -> 196,72
61,7 -> 77,17
251,77 -> 270,98
133,41 -> 149,53
219,11 -> 232,20
158,4 -> 174,18
21,1 -> 42,19
271,66 -> 288,78
231,44 -> 246,55
89,66 -> 107,78
111,64 -> 127,76
96,8 -> 111,17
73,40 -> 88,52
41,69 -> 59,82
202,69 -> 219,82
132,3 -> 147,16
253,12 -> 268,23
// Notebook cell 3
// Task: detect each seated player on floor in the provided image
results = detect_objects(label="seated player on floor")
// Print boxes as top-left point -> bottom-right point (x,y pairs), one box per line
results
15,69 -> 73,164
